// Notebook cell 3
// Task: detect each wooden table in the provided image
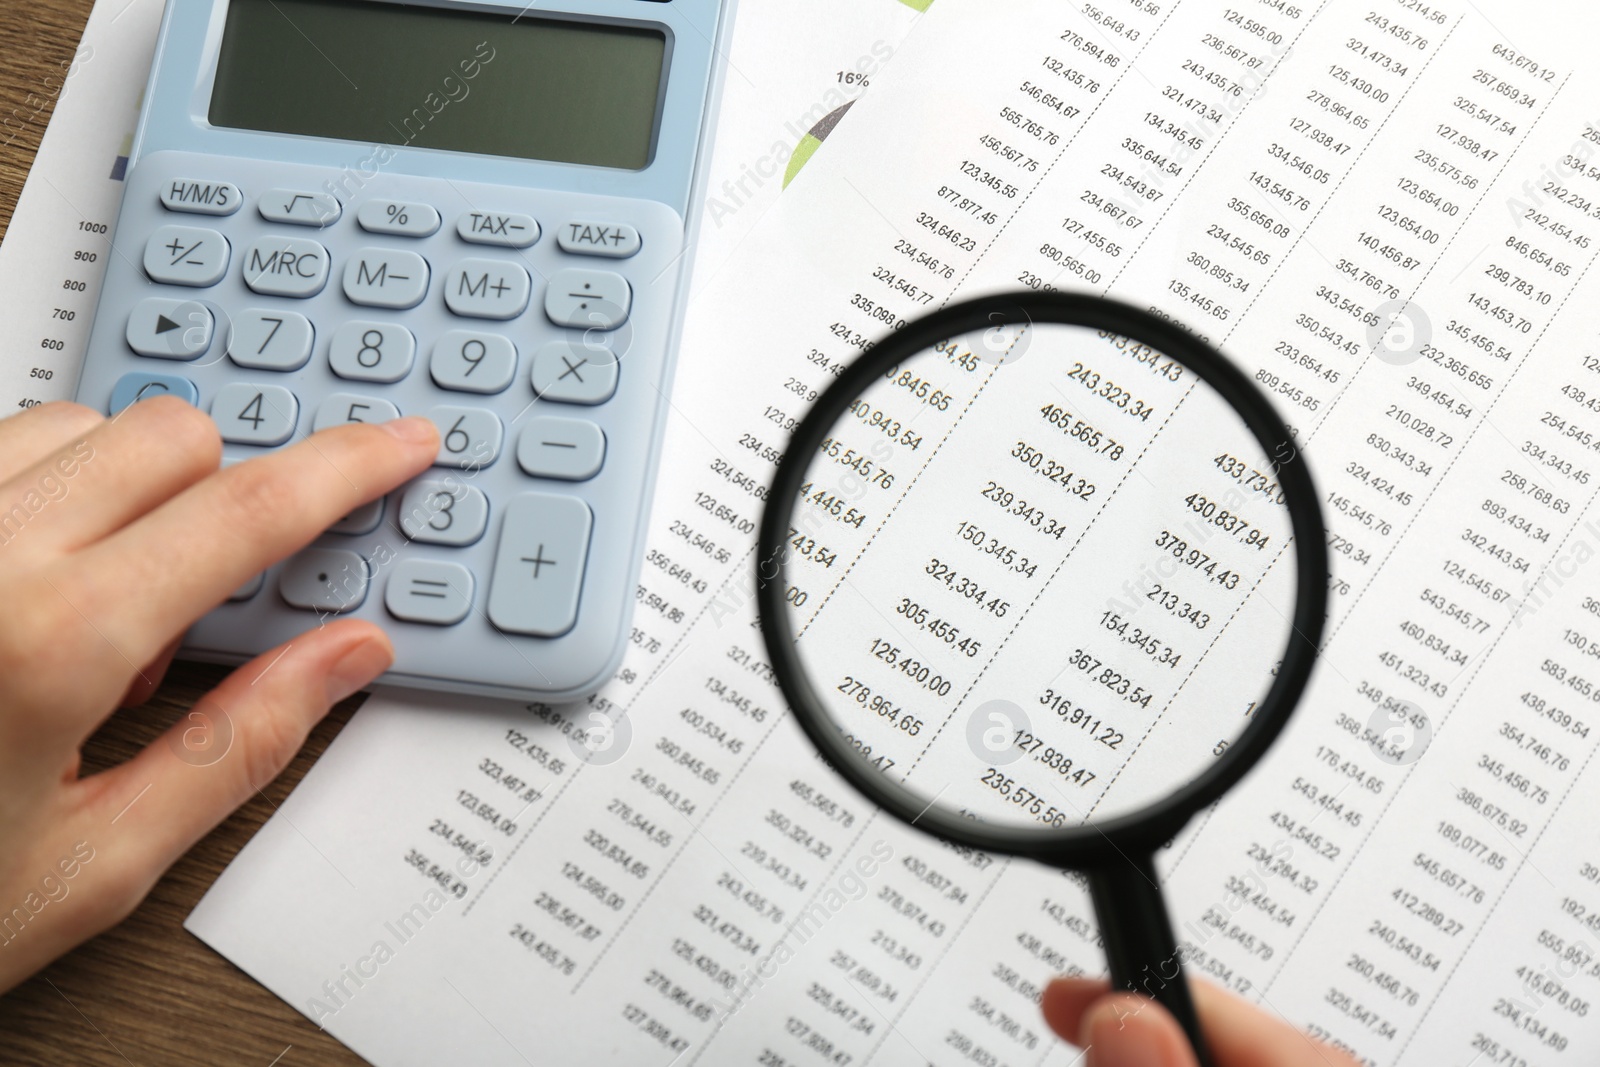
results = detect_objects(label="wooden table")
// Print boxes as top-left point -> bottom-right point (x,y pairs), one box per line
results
0,8 -> 369,1062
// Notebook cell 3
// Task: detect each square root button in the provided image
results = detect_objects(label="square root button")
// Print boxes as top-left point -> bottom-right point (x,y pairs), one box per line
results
487,493 -> 591,638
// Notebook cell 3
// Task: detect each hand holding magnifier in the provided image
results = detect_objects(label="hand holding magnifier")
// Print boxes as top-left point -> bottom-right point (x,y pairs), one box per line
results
757,294 -> 1328,1066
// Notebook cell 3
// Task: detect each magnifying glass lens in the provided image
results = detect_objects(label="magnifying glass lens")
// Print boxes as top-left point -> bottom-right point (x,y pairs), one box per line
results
777,320 -> 1300,833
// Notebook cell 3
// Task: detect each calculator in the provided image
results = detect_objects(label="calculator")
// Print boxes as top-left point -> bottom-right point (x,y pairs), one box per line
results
74,0 -> 735,701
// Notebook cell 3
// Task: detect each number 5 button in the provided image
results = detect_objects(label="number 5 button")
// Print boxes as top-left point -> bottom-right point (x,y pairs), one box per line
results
212,383 -> 298,446
424,406 -> 502,468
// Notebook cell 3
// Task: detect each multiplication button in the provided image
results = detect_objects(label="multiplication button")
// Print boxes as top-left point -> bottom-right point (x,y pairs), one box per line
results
444,258 -> 531,320
126,297 -> 213,360
531,340 -> 617,405
144,225 -> 229,287
343,249 -> 429,309
487,493 -> 592,638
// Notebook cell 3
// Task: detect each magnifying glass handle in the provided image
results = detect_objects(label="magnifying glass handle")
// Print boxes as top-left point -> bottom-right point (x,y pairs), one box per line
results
1085,852 -> 1215,1067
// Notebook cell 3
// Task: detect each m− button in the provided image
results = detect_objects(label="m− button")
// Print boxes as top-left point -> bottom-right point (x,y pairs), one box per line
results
343,249 -> 429,309
242,237 -> 330,298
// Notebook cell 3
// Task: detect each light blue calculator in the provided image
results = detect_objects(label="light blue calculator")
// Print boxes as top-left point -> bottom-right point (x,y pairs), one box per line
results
75,0 -> 734,700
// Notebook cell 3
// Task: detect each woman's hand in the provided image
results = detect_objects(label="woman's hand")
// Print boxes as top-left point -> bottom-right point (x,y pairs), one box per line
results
1043,975 -> 1363,1067
0,397 -> 437,994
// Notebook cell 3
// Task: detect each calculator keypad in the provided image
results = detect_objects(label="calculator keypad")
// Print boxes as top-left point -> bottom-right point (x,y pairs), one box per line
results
85,151 -> 686,696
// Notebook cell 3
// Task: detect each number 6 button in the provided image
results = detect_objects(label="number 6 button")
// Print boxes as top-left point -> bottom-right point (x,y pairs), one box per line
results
424,406 -> 503,468
212,383 -> 298,446
330,321 -> 415,383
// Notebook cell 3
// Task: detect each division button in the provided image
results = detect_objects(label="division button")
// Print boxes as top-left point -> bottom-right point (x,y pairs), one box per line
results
279,548 -> 369,613
487,493 -> 592,638
386,559 -> 475,625
242,236 -> 330,298
160,179 -> 242,216
457,211 -> 539,248
556,220 -> 640,258
259,189 -> 342,227
357,200 -> 441,237
228,309 -> 314,371
211,382 -> 298,446
530,340 -> 618,405
515,416 -> 605,481
544,268 -> 630,329
343,248 -> 430,309
144,225 -> 230,287
107,372 -> 198,415
397,480 -> 489,545
126,297 -> 213,360
443,258 -> 531,320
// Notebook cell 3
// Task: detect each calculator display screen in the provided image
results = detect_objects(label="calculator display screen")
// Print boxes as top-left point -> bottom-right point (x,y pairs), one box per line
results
209,0 -> 667,170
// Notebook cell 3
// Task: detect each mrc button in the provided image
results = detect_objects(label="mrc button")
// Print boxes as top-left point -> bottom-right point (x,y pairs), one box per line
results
556,221 -> 640,258
242,237 -> 331,298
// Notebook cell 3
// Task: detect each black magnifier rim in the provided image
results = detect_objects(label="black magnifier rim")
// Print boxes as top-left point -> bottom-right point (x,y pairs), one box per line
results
756,293 -> 1329,868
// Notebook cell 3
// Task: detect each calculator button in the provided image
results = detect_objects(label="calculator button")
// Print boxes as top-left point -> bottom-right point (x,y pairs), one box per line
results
160,179 -> 241,217
144,225 -> 230,287
426,406 -> 503,469
242,237 -> 331,298
259,189 -> 341,228
329,498 -> 384,536
487,493 -> 592,637
545,268 -> 631,329
431,331 -> 517,394
516,417 -> 605,481
397,480 -> 489,545
228,572 -> 264,602
279,548 -> 368,613
313,393 -> 401,433
457,211 -> 539,248
108,372 -> 198,414
228,310 -> 314,371
357,200 -> 441,237
211,382 -> 298,446
343,249 -> 430,309
531,340 -> 618,405
557,221 -> 641,259
126,298 -> 213,360
329,321 -> 416,383
386,560 -> 474,626
444,258 -> 532,320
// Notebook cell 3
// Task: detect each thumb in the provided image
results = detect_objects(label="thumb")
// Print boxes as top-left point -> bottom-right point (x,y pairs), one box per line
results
1079,993 -> 1200,1067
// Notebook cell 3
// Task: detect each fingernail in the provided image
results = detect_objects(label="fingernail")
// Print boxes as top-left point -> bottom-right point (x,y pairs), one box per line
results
325,636 -> 394,705
1082,999 -> 1176,1067
381,416 -> 438,446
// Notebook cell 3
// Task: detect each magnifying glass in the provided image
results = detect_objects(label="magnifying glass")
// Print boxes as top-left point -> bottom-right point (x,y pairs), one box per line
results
756,293 -> 1328,1066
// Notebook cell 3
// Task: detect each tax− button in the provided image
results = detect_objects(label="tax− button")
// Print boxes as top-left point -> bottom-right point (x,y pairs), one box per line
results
144,225 -> 229,287
343,248 -> 429,309
487,493 -> 591,638
242,237 -> 330,298
126,297 -> 213,360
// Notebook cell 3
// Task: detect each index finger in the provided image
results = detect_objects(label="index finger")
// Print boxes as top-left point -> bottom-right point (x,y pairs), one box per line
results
68,416 -> 439,667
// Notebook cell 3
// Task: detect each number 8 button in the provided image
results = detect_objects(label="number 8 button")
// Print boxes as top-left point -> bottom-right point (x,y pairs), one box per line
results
330,320 -> 416,383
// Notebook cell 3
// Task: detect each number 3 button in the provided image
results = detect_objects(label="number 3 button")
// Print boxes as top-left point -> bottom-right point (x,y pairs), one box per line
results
397,480 -> 489,545
329,320 -> 415,383
212,382 -> 298,446
424,406 -> 502,469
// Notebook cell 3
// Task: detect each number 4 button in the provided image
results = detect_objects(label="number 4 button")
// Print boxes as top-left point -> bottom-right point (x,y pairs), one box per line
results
212,383 -> 298,446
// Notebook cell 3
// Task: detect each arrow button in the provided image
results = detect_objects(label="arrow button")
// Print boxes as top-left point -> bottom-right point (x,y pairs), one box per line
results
126,297 -> 214,360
